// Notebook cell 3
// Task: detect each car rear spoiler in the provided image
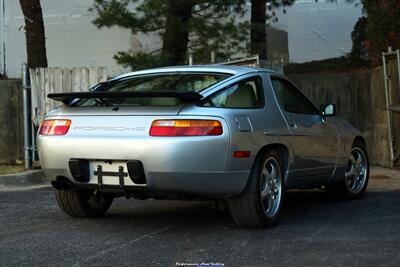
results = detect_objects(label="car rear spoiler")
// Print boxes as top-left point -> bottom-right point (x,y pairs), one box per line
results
47,91 -> 203,105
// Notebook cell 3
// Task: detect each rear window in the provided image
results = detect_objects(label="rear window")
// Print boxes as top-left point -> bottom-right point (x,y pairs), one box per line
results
76,73 -> 231,107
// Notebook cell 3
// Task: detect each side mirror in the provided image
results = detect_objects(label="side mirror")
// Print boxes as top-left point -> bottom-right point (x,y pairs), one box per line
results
320,104 -> 336,117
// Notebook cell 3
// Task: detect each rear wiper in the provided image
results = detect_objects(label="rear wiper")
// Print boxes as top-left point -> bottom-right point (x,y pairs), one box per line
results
94,97 -> 116,107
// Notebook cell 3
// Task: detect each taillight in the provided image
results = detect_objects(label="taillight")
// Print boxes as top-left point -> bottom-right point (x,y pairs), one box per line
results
150,120 -> 223,136
39,119 -> 71,135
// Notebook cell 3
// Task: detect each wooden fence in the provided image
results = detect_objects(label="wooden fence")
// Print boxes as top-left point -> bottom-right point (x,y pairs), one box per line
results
29,67 -> 108,126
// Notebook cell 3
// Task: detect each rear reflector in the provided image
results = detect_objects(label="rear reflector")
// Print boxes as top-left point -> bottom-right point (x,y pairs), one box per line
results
233,151 -> 251,158
39,119 -> 71,136
150,120 -> 223,136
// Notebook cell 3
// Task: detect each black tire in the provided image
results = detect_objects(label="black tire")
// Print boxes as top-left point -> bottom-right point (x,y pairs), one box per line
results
55,189 -> 113,218
228,150 -> 285,228
327,140 -> 369,200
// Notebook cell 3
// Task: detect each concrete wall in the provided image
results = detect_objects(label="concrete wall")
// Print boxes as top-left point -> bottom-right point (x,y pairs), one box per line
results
368,67 -> 395,167
0,79 -> 23,164
288,67 -> 392,167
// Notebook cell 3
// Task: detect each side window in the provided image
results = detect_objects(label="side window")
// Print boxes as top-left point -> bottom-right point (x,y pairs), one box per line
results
271,78 -> 318,115
202,77 -> 264,108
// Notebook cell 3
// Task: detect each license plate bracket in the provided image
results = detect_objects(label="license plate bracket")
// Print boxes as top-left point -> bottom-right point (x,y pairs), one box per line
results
94,165 -> 128,189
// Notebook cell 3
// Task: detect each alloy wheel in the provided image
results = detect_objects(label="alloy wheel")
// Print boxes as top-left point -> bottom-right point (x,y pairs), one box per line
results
260,157 -> 282,218
345,147 -> 368,194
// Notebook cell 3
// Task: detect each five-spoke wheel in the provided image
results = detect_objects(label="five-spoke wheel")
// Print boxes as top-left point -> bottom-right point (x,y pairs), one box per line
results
327,140 -> 369,199
260,157 -> 282,218
228,149 -> 284,228
345,147 -> 368,194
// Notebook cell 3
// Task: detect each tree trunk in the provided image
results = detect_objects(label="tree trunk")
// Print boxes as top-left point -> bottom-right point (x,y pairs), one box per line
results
19,0 -> 47,68
161,1 -> 192,66
250,0 -> 267,60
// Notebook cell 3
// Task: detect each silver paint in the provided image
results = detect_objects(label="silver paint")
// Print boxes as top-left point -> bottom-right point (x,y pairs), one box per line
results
38,65 -> 364,198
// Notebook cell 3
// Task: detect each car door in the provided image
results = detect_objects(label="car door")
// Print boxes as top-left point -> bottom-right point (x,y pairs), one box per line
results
270,76 -> 339,184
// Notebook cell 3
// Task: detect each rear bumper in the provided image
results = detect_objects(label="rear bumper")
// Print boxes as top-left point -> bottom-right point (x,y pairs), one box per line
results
43,167 -> 249,198
37,134 -> 250,198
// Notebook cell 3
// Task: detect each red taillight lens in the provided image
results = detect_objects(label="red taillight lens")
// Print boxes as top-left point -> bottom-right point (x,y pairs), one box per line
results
39,120 -> 71,136
150,120 -> 223,136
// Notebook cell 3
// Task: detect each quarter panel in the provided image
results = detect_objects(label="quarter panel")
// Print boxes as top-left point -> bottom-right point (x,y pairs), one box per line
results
179,72 -> 293,173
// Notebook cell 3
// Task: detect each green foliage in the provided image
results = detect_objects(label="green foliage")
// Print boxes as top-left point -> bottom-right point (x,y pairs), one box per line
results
350,16 -> 368,62
326,0 -> 399,65
91,0 -> 248,70
284,56 -> 369,74
114,51 -> 164,70
190,17 -> 250,63
361,0 -> 400,64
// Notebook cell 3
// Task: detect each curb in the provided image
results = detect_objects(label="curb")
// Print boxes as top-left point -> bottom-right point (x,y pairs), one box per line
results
0,170 -> 49,187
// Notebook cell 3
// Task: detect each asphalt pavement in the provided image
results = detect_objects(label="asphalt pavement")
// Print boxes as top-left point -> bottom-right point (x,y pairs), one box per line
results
0,167 -> 399,267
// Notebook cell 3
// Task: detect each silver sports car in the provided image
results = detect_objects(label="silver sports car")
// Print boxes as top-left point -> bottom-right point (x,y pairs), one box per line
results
38,65 -> 369,228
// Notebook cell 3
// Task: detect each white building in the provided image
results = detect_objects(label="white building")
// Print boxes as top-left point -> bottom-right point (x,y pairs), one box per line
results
273,0 -> 362,63
0,0 -> 361,78
0,0 -> 144,78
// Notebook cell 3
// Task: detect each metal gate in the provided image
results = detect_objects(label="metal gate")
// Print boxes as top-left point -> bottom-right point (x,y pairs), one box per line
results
382,48 -> 400,166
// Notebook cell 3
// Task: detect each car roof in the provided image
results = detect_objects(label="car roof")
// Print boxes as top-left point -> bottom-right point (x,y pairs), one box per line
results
113,65 -> 278,80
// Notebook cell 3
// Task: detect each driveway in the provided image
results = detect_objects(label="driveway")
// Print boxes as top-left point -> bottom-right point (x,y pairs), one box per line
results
0,167 -> 399,266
